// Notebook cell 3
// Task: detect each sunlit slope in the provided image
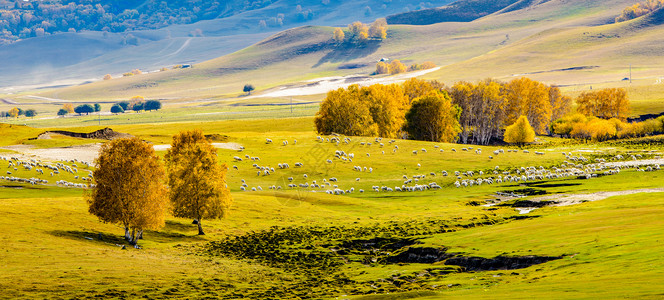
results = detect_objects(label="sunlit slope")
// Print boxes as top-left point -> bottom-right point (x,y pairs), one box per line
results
426,2 -> 664,86
37,0 -> 646,102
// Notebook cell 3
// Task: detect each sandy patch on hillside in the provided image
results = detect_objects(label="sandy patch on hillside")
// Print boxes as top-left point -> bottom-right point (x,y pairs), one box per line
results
250,67 -> 441,98
529,188 -> 664,207
1,144 -> 101,164
1,142 -> 243,164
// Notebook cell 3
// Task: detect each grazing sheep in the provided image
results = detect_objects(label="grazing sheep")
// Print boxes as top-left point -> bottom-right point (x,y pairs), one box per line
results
266,138 -> 273,144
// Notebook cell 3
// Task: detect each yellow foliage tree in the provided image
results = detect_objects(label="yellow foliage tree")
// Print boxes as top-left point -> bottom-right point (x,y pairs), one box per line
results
449,79 -> 506,145
375,61 -> 389,74
314,84 -> 408,138
402,78 -> 444,102
63,103 -> 75,114
504,115 -> 535,147
389,59 -> 406,74
87,137 -> 168,245
165,130 -> 232,235
503,77 -> 552,135
333,28 -> 345,43
368,18 -> 387,39
348,21 -> 369,41
549,85 -> 572,121
586,118 -> 617,142
103,74 -> 112,80
405,91 -> 461,142
365,84 -> 409,138
314,85 -> 378,136
576,88 -> 630,121
8,107 -> 19,118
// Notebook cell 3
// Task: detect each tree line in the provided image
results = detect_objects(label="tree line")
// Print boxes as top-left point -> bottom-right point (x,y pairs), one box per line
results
1,107 -> 37,118
88,130 -> 232,246
333,19 -> 387,44
315,77 -> 642,145
0,0 -> 276,45
110,96 -> 161,114
615,0 -> 664,22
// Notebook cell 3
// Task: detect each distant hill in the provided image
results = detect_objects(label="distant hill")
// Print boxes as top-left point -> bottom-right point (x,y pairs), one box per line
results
0,0 -> 455,89
386,0 -> 522,25
34,0 -> 655,102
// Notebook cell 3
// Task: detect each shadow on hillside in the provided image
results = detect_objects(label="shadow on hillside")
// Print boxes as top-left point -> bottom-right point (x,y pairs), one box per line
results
313,40 -> 382,68
49,230 -> 127,245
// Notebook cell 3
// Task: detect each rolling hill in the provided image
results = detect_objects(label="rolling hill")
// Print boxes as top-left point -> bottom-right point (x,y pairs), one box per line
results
27,0 -> 657,103
0,0 -> 455,89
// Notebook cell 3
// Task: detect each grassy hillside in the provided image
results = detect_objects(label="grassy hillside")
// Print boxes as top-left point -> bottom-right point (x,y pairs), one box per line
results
1,117 -> 664,298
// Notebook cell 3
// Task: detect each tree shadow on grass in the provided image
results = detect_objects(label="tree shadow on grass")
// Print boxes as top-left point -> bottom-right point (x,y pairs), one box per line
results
48,223 -> 204,246
313,40 -> 382,68
48,230 -> 128,245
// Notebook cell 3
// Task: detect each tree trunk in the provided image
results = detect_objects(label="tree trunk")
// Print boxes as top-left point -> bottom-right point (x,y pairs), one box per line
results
137,229 -> 143,240
124,227 -> 131,242
129,227 -> 137,245
197,219 -> 205,235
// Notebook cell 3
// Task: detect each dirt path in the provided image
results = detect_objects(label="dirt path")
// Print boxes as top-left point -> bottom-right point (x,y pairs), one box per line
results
250,67 -> 441,98
1,142 -> 243,165
529,188 -> 664,207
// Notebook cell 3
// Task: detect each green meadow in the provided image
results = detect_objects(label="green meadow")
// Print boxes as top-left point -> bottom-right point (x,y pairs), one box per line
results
1,114 -> 663,299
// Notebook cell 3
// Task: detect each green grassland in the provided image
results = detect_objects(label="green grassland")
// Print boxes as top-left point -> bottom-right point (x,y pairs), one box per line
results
1,115 -> 664,298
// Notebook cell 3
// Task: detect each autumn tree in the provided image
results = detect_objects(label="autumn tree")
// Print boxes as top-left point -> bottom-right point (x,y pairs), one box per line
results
88,137 -> 168,245
504,115 -> 535,147
405,91 -> 461,142
333,28 -> 345,43
576,88 -> 630,120
8,107 -> 19,118
315,85 -> 379,137
347,21 -> 369,41
364,84 -> 410,138
503,77 -> 552,135
402,78 -> 445,102
389,59 -> 406,74
103,74 -> 112,80
449,79 -> 506,145
375,61 -> 389,74
165,130 -> 233,235
549,85 -> 572,121
63,103 -> 75,114
368,18 -> 387,39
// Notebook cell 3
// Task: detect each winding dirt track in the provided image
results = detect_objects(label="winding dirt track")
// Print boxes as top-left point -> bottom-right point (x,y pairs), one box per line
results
530,188 -> 664,207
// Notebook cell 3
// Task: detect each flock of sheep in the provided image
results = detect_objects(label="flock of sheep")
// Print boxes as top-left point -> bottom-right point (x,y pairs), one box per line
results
230,135 -> 664,196
1,156 -> 92,188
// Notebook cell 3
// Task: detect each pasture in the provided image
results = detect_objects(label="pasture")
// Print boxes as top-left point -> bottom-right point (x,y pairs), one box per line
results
1,115 -> 663,299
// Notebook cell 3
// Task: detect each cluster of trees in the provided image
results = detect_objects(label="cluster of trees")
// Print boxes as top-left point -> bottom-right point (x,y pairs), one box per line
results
615,0 -> 664,22
450,78 -> 572,145
375,60 -> 436,75
551,114 -> 664,142
0,107 -> 37,118
57,103 -> 101,116
332,19 -> 387,43
111,97 -> 161,114
315,77 -> 576,145
122,69 -> 142,77
314,79 -> 461,142
576,88 -> 630,120
88,131 -> 232,245
0,0 -> 276,45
